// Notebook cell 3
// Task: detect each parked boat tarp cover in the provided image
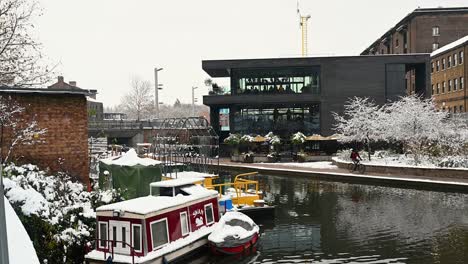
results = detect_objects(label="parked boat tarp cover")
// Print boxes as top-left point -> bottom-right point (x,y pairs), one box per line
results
208,211 -> 259,248
99,149 -> 162,199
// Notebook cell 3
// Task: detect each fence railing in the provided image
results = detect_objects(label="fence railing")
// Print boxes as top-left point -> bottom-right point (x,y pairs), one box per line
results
94,238 -> 140,264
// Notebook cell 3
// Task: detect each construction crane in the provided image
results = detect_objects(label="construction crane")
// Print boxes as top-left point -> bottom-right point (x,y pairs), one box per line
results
297,1 -> 311,56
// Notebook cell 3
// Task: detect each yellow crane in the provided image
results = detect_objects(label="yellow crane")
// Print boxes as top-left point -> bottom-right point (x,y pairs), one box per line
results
297,1 -> 311,56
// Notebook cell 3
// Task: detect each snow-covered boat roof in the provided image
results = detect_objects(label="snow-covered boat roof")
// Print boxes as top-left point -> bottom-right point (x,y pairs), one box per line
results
165,171 -> 217,179
101,149 -> 161,166
150,178 -> 204,188
96,189 -> 217,215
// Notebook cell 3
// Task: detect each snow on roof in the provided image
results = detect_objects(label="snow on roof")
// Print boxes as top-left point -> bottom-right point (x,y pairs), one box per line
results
165,171 -> 217,179
431,35 -> 468,57
150,178 -> 205,188
5,197 -> 40,263
86,96 -> 101,103
96,189 -> 216,215
181,184 -> 217,196
101,149 -> 161,166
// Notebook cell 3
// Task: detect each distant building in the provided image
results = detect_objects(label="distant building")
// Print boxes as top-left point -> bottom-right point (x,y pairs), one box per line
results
361,7 -> 468,95
103,112 -> 127,120
202,55 -> 429,140
0,84 -> 97,187
49,76 -> 104,120
430,36 -> 467,113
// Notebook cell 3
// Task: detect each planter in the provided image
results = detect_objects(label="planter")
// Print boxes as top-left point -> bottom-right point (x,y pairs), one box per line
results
230,154 -> 241,162
243,154 -> 254,163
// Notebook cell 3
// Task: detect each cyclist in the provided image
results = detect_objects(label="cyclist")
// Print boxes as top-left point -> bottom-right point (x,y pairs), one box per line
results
350,148 -> 362,172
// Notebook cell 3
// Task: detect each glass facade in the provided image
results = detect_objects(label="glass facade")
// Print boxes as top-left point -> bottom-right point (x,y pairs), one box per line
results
232,104 -> 320,136
231,67 -> 320,95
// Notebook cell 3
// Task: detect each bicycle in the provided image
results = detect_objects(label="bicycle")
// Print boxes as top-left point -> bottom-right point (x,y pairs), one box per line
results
347,160 -> 366,174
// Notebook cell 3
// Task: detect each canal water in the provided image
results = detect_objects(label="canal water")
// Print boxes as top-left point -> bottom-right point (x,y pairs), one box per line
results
192,173 -> 468,264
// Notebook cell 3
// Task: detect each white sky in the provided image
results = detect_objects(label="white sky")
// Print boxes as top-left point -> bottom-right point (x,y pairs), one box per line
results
35,0 -> 467,107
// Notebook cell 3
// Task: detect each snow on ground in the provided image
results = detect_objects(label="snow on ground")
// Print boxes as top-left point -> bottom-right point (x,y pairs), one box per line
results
101,149 -> 161,166
258,161 -> 338,169
4,196 -> 40,264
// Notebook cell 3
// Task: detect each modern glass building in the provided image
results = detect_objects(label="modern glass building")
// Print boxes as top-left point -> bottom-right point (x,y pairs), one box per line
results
203,55 -> 430,140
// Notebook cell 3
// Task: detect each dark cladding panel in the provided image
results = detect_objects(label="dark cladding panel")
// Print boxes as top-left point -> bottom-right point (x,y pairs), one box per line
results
385,64 -> 406,102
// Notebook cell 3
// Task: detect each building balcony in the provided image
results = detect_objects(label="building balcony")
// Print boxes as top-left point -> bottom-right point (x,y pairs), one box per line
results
203,92 -> 322,106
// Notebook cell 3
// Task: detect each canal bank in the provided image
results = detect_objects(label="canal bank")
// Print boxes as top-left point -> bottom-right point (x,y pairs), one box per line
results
207,160 -> 468,193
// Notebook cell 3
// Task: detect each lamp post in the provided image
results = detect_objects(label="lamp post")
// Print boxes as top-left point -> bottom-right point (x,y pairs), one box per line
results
154,67 -> 164,119
192,86 -> 198,117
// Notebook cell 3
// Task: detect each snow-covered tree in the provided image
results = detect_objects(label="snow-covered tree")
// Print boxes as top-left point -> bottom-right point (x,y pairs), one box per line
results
380,95 -> 448,164
119,77 -> 153,121
0,96 -> 46,164
332,97 -> 383,160
0,0 -> 53,87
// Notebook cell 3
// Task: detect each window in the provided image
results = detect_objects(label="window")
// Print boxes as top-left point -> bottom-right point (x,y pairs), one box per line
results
448,80 -> 452,92
122,227 -> 127,248
454,79 -> 458,91
453,107 -> 457,113
395,38 -> 399,47
150,218 -> 169,250
461,77 -> 464,89
431,84 -> 434,95
433,43 -> 439,51
454,54 -> 458,66
431,62 -> 434,73
180,212 -> 190,236
460,105 -> 464,112
436,60 -> 440,71
436,83 -> 440,94
442,81 -> 446,93
432,26 -> 440,36
112,226 -> 117,247
460,51 -> 464,64
132,224 -> 142,252
442,58 -> 446,70
99,222 -> 108,248
219,108 -> 230,131
204,203 -> 214,225
448,56 -> 452,68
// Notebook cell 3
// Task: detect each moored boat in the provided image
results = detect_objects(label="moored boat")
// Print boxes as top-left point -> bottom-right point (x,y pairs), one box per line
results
85,178 -> 219,264
208,211 -> 260,255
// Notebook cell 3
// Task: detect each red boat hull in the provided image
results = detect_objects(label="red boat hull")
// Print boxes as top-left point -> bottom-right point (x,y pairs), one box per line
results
210,232 -> 259,255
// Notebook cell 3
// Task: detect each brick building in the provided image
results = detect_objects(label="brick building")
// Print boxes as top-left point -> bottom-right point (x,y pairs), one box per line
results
430,35 -> 467,113
361,7 -> 468,95
0,86 -> 96,187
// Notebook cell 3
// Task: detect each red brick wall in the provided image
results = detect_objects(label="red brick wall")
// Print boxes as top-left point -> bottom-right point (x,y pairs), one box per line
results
1,93 -> 90,187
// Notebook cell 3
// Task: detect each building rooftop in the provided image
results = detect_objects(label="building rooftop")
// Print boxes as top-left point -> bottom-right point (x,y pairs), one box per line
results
0,86 -> 96,96
361,7 -> 468,55
431,35 -> 468,57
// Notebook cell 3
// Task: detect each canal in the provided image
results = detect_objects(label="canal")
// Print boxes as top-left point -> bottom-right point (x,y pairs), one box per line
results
192,173 -> 468,264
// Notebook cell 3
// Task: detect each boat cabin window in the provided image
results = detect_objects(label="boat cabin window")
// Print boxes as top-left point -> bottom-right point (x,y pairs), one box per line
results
180,212 -> 189,236
133,224 -> 142,252
151,185 -> 193,197
150,218 -> 169,249
98,222 -> 108,248
204,203 -> 214,225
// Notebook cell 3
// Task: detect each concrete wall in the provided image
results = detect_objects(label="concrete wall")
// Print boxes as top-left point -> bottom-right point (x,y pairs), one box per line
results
1,93 -> 90,185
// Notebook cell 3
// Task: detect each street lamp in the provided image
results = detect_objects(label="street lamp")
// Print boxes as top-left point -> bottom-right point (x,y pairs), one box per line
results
192,86 -> 198,117
154,67 -> 164,119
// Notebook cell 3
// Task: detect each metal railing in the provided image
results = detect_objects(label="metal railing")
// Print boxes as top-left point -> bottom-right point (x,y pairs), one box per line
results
94,238 -> 140,264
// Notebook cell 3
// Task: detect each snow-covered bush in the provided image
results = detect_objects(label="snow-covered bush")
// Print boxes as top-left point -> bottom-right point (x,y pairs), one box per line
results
265,132 -> 281,145
240,134 -> 254,144
3,163 -> 123,264
291,132 -> 306,145
223,133 -> 241,146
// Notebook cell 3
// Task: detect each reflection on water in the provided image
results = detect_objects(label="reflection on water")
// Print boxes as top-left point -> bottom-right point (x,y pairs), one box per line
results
193,174 -> 468,264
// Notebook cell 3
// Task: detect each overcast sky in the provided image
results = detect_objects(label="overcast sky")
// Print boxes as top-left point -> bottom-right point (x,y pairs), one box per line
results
35,0 -> 467,107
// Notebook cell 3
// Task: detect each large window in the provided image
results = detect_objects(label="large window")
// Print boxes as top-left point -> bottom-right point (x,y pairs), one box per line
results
133,224 -> 142,252
460,51 -> 464,64
99,222 -> 108,248
454,79 -> 458,91
233,104 -> 320,136
232,67 -> 320,95
432,26 -> 440,36
150,218 -> 169,250
204,203 -> 214,225
180,212 -> 190,236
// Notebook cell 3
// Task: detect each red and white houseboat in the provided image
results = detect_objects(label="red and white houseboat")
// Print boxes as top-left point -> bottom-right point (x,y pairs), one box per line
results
85,178 -> 220,264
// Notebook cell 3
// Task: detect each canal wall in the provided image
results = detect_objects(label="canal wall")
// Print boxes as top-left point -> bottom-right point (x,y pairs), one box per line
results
332,158 -> 468,180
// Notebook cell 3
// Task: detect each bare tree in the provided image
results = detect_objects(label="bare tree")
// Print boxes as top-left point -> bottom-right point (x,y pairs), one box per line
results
119,77 -> 153,120
0,0 -> 53,87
